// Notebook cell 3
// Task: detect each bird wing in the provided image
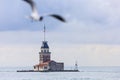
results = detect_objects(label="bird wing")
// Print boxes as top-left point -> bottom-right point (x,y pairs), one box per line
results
49,14 -> 66,22
23,0 -> 38,15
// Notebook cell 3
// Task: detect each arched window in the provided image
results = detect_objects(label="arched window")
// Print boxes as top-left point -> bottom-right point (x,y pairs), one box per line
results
44,50 -> 46,52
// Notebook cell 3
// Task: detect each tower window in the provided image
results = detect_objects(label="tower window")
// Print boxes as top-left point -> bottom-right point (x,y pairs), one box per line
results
44,50 -> 46,52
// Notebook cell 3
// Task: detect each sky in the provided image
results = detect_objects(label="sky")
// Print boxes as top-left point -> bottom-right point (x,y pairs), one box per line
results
0,0 -> 120,67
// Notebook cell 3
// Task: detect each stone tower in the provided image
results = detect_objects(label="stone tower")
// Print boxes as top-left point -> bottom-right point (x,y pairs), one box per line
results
39,25 -> 51,63
39,41 -> 51,63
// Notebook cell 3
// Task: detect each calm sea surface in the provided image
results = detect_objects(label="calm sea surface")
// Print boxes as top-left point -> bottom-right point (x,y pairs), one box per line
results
0,67 -> 120,80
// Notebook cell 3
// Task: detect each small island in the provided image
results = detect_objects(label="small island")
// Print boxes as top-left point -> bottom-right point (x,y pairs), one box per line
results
17,26 -> 79,72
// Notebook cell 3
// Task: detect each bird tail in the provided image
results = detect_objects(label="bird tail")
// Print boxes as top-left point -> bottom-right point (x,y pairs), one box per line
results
25,15 -> 34,22
25,15 -> 31,19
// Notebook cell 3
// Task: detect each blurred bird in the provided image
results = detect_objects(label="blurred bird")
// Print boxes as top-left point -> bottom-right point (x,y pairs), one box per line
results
23,0 -> 66,22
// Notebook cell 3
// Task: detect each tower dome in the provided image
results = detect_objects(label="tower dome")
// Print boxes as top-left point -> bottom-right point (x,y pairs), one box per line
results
41,41 -> 49,49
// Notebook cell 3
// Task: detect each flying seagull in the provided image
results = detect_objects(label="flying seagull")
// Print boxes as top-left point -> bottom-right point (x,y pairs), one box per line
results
23,0 -> 66,22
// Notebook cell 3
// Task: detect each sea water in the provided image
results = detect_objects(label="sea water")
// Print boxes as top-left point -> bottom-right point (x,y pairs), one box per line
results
0,67 -> 120,80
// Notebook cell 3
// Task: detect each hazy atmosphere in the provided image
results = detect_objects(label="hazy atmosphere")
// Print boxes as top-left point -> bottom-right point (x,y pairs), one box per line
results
0,0 -> 120,67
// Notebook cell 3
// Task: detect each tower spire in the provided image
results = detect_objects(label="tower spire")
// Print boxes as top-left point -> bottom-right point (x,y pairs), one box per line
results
44,24 -> 46,41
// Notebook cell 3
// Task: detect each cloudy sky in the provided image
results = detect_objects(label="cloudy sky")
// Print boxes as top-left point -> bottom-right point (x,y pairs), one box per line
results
0,0 -> 120,67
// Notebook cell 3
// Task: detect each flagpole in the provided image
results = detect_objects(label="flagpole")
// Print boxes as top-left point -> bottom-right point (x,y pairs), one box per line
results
44,24 -> 46,42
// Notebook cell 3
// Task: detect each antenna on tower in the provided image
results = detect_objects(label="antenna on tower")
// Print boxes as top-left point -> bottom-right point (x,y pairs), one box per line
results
44,24 -> 46,41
